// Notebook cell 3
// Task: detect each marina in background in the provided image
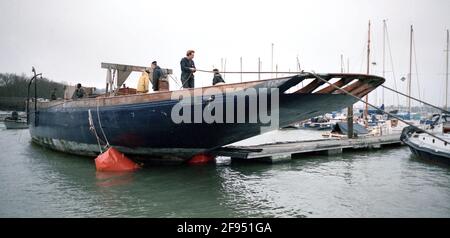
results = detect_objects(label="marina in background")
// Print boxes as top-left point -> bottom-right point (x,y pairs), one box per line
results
1,0 -> 449,219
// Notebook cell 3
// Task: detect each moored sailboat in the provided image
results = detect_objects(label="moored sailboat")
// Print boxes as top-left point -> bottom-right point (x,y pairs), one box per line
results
401,30 -> 450,165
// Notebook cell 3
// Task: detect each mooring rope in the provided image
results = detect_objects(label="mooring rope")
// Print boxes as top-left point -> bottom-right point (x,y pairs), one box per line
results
96,100 -> 110,148
179,72 -> 193,89
198,68 -> 449,114
196,69 -> 303,74
308,71 -> 450,144
169,74 -> 181,88
88,109 -> 103,153
381,85 -> 450,114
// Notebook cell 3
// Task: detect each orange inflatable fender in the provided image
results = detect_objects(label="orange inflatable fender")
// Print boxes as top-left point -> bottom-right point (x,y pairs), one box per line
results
95,147 -> 140,172
188,153 -> 215,165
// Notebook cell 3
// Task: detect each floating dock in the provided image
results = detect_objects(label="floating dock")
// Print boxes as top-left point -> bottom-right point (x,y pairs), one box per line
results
217,133 -> 403,163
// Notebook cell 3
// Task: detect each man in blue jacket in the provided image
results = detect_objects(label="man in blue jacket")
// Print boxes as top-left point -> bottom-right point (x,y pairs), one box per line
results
180,50 -> 196,88
151,61 -> 163,91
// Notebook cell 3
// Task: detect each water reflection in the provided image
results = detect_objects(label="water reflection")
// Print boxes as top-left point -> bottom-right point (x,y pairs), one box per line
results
95,172 -> 135,187
1,126 -> 450,217
216,165 -> 309,217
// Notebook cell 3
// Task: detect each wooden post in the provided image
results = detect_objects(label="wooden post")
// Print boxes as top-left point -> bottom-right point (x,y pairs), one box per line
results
105,68 -> 111,96
347,106 -> 354,138
344,52 -> 354,139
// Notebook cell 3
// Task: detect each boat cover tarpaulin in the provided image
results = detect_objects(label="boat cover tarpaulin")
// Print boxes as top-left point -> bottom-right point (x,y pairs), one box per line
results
331,122 -> 369,135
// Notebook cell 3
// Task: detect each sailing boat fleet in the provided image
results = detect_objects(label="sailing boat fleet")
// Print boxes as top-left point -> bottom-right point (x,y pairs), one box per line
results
322,21 -> 413,139
301,22 -> 450,165
401,30 -> 450,164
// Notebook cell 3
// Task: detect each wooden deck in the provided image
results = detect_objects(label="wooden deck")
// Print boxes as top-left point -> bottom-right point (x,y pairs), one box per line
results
216,133 -> 403,163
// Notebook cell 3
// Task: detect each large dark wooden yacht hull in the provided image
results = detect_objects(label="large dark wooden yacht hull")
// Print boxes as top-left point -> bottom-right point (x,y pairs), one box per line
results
29,73 -> 384,160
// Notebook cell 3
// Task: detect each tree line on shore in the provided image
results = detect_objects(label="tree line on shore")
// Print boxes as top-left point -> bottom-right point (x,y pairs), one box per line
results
0,73 -> 66,99
0,73 -> 66,110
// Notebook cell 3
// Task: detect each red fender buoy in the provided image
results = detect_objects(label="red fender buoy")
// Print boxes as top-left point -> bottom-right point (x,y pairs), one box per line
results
95,147 -> 140,172
188,153 -> 215,165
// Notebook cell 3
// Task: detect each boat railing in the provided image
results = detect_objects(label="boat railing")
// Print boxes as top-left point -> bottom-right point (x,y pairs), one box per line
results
26,67 -> 42,125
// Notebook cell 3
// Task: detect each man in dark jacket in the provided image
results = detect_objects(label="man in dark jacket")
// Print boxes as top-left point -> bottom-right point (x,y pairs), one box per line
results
72,83 -> 85,99
151,61 -> 163,91
180,50 -> 196,88
212,69 -> 225,85
50,88 -> 57,100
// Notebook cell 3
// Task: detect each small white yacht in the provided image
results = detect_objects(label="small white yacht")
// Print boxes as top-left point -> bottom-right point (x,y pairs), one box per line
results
401,114 -> 450,165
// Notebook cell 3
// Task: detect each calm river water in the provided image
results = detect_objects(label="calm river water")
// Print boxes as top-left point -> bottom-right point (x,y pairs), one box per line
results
0,123 -> 449,217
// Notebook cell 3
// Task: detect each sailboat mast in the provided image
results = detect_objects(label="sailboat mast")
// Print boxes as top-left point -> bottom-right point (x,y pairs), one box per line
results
445,29 -> 449,110
347,58 -> 350,73
271,43 -> 274,78
408,25 -> 413,115
382,20 -> 386,106
364,20 -> 371,124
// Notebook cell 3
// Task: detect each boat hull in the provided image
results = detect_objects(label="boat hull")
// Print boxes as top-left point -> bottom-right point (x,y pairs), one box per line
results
401,126 -> 450,165
4,119 -> 29,129
406,143 -> 450,165
29,73 -> 384,160
30,93 -> 357,158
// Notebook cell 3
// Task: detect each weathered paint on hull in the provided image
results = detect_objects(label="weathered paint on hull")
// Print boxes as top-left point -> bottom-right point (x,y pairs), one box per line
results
31,136 -> 201,162
29,93 -> 357,159
4,120 -> 28,129
28,73 -> 385,160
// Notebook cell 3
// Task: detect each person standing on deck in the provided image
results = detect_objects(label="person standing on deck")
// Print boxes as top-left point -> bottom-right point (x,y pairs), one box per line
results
137,69 -> 150,93
151,61 -> 163,92
180,50 -> 196,88
50,88 -> 57,100
212,69 -> 225,85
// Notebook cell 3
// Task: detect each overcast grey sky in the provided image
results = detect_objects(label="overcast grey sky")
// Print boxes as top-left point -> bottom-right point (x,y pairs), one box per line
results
0,0 -> 449,107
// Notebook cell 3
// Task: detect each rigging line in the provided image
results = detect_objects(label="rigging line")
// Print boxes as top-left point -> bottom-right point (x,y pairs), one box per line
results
359,40 -> 367,73
308,71 -> 450,144
96,100 -> 110,148
88,109 -> 103,153
196,69 -> 307,74
413,35 -> 425,109
381,85 -> 450,114
179,72 -> 193,89
412,32 -> 422,103
385,23 -> 400,107
169,74 -> 181,88
412,30 -> 427,117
